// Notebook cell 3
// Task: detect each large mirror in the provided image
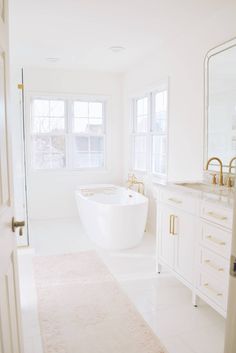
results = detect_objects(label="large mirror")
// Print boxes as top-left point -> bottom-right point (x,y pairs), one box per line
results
205,38 -> 236,172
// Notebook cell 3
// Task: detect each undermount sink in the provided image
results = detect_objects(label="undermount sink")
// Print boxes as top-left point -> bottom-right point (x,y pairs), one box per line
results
175,182 -> 233,196
177,182 -> 209,190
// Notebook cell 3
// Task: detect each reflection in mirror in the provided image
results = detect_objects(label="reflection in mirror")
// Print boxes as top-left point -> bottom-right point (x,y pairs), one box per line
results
205,39 -> 236,172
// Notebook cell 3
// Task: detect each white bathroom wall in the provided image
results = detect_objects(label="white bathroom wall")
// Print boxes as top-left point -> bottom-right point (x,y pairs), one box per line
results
22,68 -> 124,219
123,3 -> 236,232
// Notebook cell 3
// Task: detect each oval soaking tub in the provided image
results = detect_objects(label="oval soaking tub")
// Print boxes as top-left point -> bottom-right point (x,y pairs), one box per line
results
75,184 -> 148,250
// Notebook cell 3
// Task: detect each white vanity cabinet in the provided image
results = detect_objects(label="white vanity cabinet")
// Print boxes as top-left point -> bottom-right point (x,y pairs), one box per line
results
157,198 -> 197,286
156,185 -> 233,317
197,201 -> 233,315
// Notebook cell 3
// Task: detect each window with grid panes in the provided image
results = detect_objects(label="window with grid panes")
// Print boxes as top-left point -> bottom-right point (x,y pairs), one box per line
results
151,90 -> 168,176
30,97 -> 106,170
72,100 -> 105,169
132,96 -> 148,172
131,86 -> 168,178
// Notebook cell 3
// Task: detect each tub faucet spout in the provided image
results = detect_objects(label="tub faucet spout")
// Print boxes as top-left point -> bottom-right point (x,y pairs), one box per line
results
127,174 -> 145,194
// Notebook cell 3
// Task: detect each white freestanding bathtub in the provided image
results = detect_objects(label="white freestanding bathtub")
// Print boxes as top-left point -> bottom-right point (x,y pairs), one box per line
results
75,184 -> 148,250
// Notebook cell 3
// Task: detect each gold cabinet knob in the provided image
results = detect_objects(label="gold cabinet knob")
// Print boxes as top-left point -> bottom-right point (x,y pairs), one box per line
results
12,217 -> 25,233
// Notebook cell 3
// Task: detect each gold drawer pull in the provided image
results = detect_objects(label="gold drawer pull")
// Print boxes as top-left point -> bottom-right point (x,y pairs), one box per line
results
204,259 -> 225,272
206,235 -> 226,246
169,215 -> 176,235
168,198 -> 182,204
207,211 -> 227,221
169,215 -> 173,234
204,283 -> 223,297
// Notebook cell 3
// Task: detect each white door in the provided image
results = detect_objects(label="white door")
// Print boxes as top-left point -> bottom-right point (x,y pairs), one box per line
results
13,71 -> 29,248
224,196 -> 236,352
0,1 -> 24,352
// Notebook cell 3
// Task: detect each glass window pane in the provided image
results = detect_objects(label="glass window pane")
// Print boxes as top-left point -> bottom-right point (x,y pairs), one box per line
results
32,136 -> 65,169
32,117 -> 41,133
73,118 -> 89,133
75,136 -> 89,151
33,117 -> 65,133
137,115 -> 147,133
32,99 -> 49,116
137,97 -> 148,116
155,91 -> 167,113
134,136 -> 146,153
152,155 -> 167,175
74,102 -> 89,117
134,153 -> 146,171
50,100 -> 65,117
50,118 -> 65,132
89,118 -> 103,133
90,136 -> 104,151
33,117 -> 50,133
74,152 -> 90,168
50,153 -> 65,168
38,118 -> 50,133
153,136 -> 167,155
51,136 -> 65,155
89,102 -> 103,117
152,116 -> 167,133
90,153 -> 104,168
32,136 -> 51,152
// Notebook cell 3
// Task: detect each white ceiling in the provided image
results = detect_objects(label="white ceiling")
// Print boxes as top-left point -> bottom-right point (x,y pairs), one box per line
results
9,0 -> 225,73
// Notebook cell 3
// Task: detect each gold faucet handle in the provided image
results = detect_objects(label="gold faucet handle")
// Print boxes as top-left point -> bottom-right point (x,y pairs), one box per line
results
127,173 -> 137,184
130,174 -> 137,182
210,173 -> 217,185
226,176 -> 233,188
133,174 -> 138,181
218,173 -> 224,186
127,173 -> 133,181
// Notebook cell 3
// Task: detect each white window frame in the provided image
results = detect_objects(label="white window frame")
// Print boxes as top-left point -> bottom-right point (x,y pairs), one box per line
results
130,81 -> 169,181
70,97 -> 106,170
27,93 -> 108,172
30,97 -> 68,170
150,87 -> 168,178
131,94 -> 150,173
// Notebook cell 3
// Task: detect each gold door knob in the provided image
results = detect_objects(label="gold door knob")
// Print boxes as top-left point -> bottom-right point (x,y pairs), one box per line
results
12,217 -> 25,233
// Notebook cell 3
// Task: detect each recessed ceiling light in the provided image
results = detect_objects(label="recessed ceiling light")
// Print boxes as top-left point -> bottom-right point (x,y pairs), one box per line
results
46,57 -> 60,63
109,46 -> 125,53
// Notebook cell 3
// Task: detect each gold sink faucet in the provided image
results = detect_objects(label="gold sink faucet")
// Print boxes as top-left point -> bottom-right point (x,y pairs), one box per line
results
226,157 -> 236,187
206,157 -> 224,186
127,173 -> 144,194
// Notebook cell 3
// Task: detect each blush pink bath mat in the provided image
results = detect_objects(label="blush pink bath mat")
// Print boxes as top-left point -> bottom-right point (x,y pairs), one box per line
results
34,251 -> 167,353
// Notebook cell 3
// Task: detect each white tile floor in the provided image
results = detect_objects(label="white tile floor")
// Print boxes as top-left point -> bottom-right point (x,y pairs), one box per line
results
18,218 -> 226,353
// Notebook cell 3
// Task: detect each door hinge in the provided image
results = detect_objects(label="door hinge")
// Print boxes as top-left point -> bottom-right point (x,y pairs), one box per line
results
230,255 -> 236,277
17,83 -> 24,90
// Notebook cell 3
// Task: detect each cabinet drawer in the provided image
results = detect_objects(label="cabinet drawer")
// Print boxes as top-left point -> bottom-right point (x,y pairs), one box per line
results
198,272 -> 228,310
160,189 -> 196,214
200,222 -> 231,258
199,247 -> 229,280
201,202 -> 233,229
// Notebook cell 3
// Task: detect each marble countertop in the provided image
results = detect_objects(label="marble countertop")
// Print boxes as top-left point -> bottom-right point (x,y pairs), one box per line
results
155,181 -> 235,208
